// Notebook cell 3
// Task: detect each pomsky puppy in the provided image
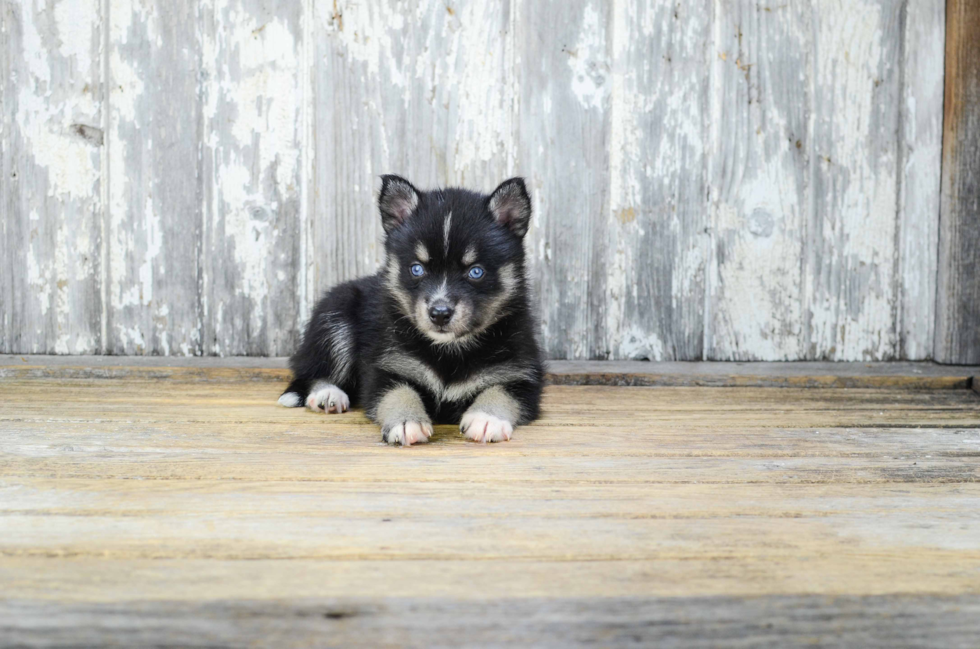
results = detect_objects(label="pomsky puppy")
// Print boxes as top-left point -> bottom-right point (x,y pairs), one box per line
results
279,175 -> 544,445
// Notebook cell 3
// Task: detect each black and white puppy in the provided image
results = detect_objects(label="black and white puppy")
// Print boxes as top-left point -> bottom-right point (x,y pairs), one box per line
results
279,175 -> 544,445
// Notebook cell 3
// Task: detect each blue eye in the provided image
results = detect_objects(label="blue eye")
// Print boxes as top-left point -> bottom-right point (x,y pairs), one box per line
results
468,266 -> 485,280
410,263 -> 425,277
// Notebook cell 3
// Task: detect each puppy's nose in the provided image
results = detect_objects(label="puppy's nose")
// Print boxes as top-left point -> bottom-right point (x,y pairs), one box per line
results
428,302 -> 454,327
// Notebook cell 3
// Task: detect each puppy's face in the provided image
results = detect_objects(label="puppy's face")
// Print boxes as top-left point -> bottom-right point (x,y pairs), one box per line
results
378,176 -> 532,346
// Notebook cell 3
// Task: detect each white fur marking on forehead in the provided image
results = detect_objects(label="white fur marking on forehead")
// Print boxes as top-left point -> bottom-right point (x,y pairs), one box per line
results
443,211 -> 452,256
415,243 -> 430,263
462,245 -> 478,266
431,278 -> 448,303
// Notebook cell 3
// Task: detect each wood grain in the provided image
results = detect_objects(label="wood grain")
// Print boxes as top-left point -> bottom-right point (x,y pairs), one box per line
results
1,0 -> 104,354
806,0 -> 903,360
105,0 -> 203,355
605,0 -> 708,361
519,0 -> 611,359
935,0 -> 980,364
1,372 -> 979,644
3,595 -> 979,648
0,1 -> 953,362
706,0 -> 808,360
898,0 -> 945,360
201,0 -> 306,356
5,356 -> 980,390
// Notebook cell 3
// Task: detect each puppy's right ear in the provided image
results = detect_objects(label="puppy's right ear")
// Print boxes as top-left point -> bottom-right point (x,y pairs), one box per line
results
379,175 -> 420,234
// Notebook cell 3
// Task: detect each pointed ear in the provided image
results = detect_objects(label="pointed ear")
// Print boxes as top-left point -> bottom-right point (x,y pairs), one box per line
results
487,177 -> 532,238
379,175 -> 420,234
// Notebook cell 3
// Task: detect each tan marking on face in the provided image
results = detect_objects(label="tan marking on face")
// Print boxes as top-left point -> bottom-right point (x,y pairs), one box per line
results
415,243 -> 430,263
462,245 -> 478,266
385,256 -> 414,317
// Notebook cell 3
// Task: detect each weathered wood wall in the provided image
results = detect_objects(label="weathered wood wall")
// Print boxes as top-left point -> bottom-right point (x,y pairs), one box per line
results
935,0 -> 980,365
0,0 -> 948,360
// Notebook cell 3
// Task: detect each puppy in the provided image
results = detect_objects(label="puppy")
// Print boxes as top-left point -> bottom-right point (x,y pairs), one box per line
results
279,175 -> 544,445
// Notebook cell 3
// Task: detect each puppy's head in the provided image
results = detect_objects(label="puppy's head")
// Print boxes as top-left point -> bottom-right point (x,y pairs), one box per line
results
378,175 -> 531,347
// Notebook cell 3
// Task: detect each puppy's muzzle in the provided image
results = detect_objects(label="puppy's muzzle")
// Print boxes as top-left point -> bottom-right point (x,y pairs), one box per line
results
428,301 -> 454,327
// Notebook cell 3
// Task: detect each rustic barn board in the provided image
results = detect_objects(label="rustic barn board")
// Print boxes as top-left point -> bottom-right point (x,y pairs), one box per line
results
5,354 -> 980,389
0,0 -> 104,354
518,0 -> 611,359
3,382 -> 979,486
201,0 -> 305,356
0,0 -> 954,361
105,0 -> 203,355
603,0 -> 708,361
935,0 -> 980,365
3,595 -> 979,648
806,0 -> 905,361
705,1 -> 808,361
311,0 -> 518,295
898,0 -> 944,360
2,372 -> 980,644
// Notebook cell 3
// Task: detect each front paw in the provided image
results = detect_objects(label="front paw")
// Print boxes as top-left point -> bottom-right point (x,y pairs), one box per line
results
460,411 -> 513,443
381,420 -> 433,446
306,383 -> 350,413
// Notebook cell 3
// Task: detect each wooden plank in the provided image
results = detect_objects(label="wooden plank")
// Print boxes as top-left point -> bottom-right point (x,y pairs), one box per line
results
6,418 -> 980,459
311,0 -> 517,294
105,0 -> 202,355
3,594 -> 979,648
2,374 -> 980,644
935,0 -> 980,364
705,0 -> 808,361
4,480 -> 980,561
7,480 -> 979,519
806,0 -> 904,360
3,556 -> 980,604
897,0 -> 945,359
4,356 -> 980,389
7,506 -> 980,561
201,0 -> 305,356
547,360 -> 980,389
2,382 -> 979,485
519,0 -> 610,359
0,0 -> 104,354
1,0 -> 7,353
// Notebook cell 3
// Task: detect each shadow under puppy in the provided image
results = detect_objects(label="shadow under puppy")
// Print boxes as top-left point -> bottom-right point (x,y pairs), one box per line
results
279,175 -> 544,445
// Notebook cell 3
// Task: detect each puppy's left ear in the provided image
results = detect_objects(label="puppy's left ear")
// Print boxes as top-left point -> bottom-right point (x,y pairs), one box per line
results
379,175 -> 421,234
488,177 -> 532,238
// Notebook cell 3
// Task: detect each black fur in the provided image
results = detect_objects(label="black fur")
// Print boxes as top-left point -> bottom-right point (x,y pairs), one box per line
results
282,176 -> 543,439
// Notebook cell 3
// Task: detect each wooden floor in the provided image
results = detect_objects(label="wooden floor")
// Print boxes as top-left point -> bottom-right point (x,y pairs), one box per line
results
2,364 -> 980,647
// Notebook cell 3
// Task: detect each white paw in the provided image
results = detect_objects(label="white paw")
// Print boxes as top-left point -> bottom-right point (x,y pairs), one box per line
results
460,411 -> 513,443
278,392 -> 301,408
382,420 -> 433,446
306,383 -> 350,414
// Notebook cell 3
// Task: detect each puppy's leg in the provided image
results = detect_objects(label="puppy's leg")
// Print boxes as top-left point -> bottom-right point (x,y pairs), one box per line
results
375,384 -> 433,446
280,289 -> 358,412
460,385 -> 521,443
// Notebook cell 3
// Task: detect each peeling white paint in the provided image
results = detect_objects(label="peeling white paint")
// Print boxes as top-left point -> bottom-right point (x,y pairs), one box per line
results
809,0 -> 897,360
568,4 -> 608,111
3,0 -> 947,360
